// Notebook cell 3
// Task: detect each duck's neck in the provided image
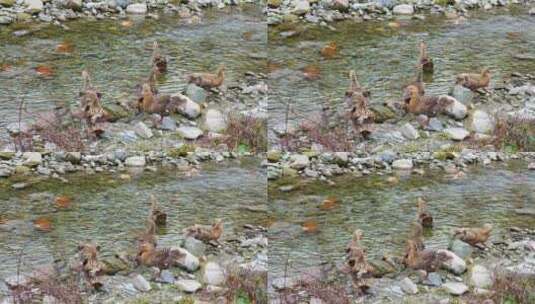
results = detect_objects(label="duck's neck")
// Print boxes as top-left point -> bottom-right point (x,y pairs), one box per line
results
408,94 -> 420,113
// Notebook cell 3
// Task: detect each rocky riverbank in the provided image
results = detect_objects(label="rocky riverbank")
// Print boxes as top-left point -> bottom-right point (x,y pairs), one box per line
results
0,0 -> 262,27
0,224 -> 268,303
267,0 -> 535,25
0,68 -> 267,182
269,226 -> 535,303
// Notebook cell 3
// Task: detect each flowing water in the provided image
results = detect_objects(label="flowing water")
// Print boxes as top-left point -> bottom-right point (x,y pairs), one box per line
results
268,161 -> 535,278
0,158 -> 267,279
267,7 -> 535,145
0,5 -> 266,141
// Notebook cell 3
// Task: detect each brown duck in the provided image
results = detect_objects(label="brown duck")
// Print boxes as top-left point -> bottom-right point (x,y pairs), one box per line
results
403,64 -> 425,102
186,65 -> 225,90
403,239 -> 447,273
137,242 -> 184,269
456,68 -> 491,91
137,83 -> 176,117
417,197 -> 433,228
149,195 -> 167,226
345,70 -> 374,139
151,41 -> 167,74
344,229 -> 375,295
404,85 -> 454,116
419,41 -> 434,73
78,242 -> 104,289
183,219 -> 224,243
453,223 -> 492,248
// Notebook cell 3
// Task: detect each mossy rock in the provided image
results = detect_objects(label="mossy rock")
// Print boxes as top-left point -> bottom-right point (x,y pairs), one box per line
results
370,104 -> 397,123
267,150 -> 281,162
0,0 -> 15,7
267,0 -> 282,8
0,152 -> 15,160
103,104 -> 131,122
167,144 -> 196,158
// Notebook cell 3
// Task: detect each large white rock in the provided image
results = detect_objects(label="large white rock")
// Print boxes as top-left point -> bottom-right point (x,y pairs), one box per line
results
400,277 -> 418,294
126,3 -> 147,14
469,110 -> 494,134
173,93 -> 201,119
392,159 -> 413,170
131,274 -> 151,292
289,154 -> 309,170
24,0 -> 43,13
124,156 -> 146,167
444,127 -> 470,141
400,123 -> 419,140
23,152 -> 42,167
177,126 -> 203,140
470,265 -> 493,288
443,96 -> 468,120
442,282 -> 468,295
203,262 -> 225,286
133,121 -> 153,139
203,109 -> 227,133
393,4 -> 414,15
293,0 -> 310,15
170,247 -> 199,272
175,279 -> 201,293
437,249 -> 466,275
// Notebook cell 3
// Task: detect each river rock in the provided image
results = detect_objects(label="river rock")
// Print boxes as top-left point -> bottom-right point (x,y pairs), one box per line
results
289,154 -> 309,170
124,156 -> 146,167
443,96 -> 468,120
203,262 -> 225,286
393,4 -> 414,15
177,126 -> 203,140
329,0 -> 349,12
400,123 -> 419,140
470,265 -> 493,288
451,84 -> 474,105
333,152 -> 349,166
61,0 -> 82,11
170,247 -> 199,272
370,104 -> 396,123
203,109 -> 227,132
392,159 -> 413,170
160,117 -> 177,131
134,121 -> 153,139
157,269 -> 175,284
185,84 -> 207,104
444,127 -> 469,141
449,239 -> 473,260
126,3 -> 147,14
175,279 -> 201,293
469,110 -> 494,134
443,282 -> 468,295
437,249 -> 466,275
422,272 -> 442,287
24,0 -> 43,13
400,277 -> 418,294
173,93 -> 201,119
293,0 -> 310,15
23,152 -> 42,167
131,274 -> 151,292
183,236 -> 206,257
427,117 -> 444,132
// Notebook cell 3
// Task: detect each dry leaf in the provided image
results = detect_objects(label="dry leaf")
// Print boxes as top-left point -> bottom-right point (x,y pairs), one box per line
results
320,41 -> 337,59
267,61 -> 281,73
34,217 -> 53,232
319,196 -> 338,210
35,65 -> 54,77
55,195 -> 72,208
121,20 -> 133,28
303,64 -> 320,80
0,64 -> 12,72
56,42 -> 74,53
242,31 -> 253,41
302,219 -> 319,233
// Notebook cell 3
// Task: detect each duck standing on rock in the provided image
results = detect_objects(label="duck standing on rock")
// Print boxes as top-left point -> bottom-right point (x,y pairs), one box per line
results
416,197 -> 433,228
456,68 -> 491,91
186,65 -> 225,90
79,70 -> 110,134
403,84 -> 454,117
151,41 -> 167,74
77,242 -> 104,289
345,70 -> 374,139
344,229 -> 375,295
403,239 -> 448,274
453,223 -> 493,249
183,219 -> 224,244
419,41 -> 434,73
137,242 -> 184,269
137,83 -> 176,117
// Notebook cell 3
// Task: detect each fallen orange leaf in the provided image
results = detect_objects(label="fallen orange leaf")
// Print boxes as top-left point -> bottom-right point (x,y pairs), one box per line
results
267,61 -> 281,73
242,31 -> 253,41
34,217 -> 53,232
55,195 -> 72,208
121,20 -> 133,28
303,64 -> 320,80
319,196 -> 338,210
302,219 -> 319,233
320,41 -> 337,59
0,64 -> 11,72
56,42 -> 74,53
35,65 -> 54,77
388,22 -> 400,29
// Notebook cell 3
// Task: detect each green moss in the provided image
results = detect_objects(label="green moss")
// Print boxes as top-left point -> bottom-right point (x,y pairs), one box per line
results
177,296 -> 195,304
167,144 -> 196,158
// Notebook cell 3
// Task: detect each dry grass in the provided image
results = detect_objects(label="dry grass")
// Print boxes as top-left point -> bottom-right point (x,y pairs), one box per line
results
223,113 -> 267,153
489,116 -> 535,152
223,267 -> 268,304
